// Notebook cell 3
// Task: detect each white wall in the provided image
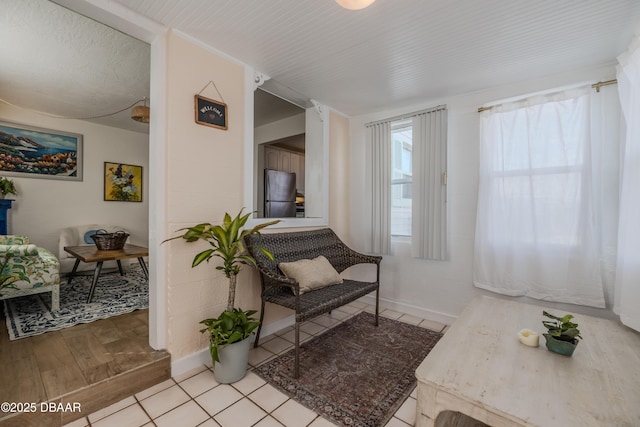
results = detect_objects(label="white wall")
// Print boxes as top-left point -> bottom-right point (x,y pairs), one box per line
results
254,113 -> 304,145
329,111 -> 350,241
349,63 -> 620,324
162,32 -> 358,368
163,31 -> 249,361
0,104 -> 149,255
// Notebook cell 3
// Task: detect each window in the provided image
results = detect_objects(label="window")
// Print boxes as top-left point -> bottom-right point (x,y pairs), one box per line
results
487,102 -> 587,247
367,106 -> 447,259
391,120 -> 412,238
473,86 -> 618,308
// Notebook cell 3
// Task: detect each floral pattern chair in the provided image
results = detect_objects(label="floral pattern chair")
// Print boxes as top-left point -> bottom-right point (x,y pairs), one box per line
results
0,235 -> 60,311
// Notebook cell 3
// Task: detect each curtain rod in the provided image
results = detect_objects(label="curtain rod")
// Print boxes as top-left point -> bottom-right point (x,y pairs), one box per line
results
365,104 -> 446,127
477,79 -> 618,113
591,79 -> 618,92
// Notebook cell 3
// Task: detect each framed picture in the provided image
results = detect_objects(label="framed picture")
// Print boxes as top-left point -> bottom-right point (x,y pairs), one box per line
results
195,94 -> 228,130
104,162 -> 143,202
0,120 -> 83,181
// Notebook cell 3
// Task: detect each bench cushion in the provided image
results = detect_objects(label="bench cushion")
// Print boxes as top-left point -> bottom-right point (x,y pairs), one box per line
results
279,255 -> 343,294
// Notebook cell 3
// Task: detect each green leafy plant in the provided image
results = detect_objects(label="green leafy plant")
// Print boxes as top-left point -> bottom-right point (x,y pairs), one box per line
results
0,177 -> 17,198
200,308 -> 260,363
542,311 -> 582,343
164,209 -> 279,363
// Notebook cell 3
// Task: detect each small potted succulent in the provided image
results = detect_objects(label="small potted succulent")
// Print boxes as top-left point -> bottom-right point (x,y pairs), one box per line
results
0,177 -> 17,199
542,310 -> 582,357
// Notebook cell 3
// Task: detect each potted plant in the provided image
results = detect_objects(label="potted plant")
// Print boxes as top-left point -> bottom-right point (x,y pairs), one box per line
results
0,177 -> 17,199
542,310 -> 582,357
166,209 -> 279,383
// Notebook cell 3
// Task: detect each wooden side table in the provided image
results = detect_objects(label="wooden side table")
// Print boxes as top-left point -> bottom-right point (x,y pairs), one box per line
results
64,244 -> 149,303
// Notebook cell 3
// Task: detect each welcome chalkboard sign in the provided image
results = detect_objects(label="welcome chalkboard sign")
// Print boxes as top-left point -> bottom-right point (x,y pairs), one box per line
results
195,94 -> 228,130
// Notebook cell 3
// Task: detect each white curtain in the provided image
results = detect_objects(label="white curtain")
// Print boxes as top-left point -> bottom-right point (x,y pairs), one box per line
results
590,85 -> 621,309
412,108 -> 448,260
367,121 -> 391,254
615,31 -> 640,331
474,87 -> 608,308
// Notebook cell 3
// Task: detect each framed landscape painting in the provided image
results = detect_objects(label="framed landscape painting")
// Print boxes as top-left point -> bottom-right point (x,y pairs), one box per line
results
104,162 -> 143,202
0,120 -> 83,181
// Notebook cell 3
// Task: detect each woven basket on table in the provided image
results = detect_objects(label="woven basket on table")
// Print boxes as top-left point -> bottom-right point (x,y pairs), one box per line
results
90,230 -> 129,250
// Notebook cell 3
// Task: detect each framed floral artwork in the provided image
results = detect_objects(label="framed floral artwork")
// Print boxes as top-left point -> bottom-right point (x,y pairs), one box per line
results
104,162 -> 142,202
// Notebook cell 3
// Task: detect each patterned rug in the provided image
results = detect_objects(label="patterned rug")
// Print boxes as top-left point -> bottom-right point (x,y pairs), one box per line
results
3,266 -> 148,340
254,311 -> 443,427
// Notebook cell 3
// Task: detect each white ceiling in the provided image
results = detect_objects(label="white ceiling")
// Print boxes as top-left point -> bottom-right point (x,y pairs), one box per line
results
0,0 -> 151,133
2,0 -> 640,132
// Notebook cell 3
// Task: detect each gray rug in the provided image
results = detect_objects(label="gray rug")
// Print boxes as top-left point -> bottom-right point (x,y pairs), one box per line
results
3,266 -> 148,340
254,311 -> 443,427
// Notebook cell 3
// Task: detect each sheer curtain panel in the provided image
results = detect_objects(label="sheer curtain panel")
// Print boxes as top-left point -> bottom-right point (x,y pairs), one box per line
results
367,121 -> 391,254
412,108 -> 448,260
473,87 -> 606,308
615,31 -> 640,332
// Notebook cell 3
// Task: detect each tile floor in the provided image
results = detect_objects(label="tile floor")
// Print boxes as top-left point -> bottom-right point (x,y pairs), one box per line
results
63,301 -> 448,427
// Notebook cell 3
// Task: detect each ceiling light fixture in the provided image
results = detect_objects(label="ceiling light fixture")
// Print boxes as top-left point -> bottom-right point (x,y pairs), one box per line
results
131,97 -> 150,123
335,0 -> 376,10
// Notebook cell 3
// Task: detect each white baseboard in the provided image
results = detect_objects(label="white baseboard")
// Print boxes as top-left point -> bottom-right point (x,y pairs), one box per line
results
171,299 -> 455,376
171,348 -> 210,378
171,315 -> 296,377
360,294 -> 458,325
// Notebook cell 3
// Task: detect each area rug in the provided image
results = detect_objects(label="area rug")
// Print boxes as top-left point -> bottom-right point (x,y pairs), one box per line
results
3,266 -> 148,340
254,311 -> 443,427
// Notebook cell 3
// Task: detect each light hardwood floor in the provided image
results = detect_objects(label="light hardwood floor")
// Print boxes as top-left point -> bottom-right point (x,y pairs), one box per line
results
0,308 -> 170,426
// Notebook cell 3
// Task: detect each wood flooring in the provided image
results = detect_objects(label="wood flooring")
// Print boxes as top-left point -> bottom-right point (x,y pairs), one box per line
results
0,307 -> 171,426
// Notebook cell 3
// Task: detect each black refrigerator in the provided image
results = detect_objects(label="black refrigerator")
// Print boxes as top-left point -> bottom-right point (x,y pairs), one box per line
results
264,169 -> 296,217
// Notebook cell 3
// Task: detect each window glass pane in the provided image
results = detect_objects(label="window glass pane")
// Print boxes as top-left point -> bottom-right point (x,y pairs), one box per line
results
391,122 -> 412,236
485,96 -> 589,249
490,172 -> 583,245
391,182 -> 412,236
494,97 -> 587,173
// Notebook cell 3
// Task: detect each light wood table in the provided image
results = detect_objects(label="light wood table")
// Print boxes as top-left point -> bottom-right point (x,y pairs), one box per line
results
415,295 -> 640,427
64,244 -> 149,303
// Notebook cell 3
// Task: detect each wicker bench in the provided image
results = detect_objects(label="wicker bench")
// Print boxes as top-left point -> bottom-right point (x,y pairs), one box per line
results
244,228 -> 382,378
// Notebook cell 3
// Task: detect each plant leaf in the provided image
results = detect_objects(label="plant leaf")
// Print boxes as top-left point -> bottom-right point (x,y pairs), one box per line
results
542,311 -> 561,320
192,249 -> 214,267
560,314 -> 574,324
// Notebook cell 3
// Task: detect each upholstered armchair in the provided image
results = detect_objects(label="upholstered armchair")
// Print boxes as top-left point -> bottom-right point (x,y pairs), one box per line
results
58,224 -> 132,274
0,235 -> 60,311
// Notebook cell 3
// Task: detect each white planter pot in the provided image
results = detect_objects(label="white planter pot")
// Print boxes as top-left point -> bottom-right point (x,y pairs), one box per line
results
213,335 -> 253,384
